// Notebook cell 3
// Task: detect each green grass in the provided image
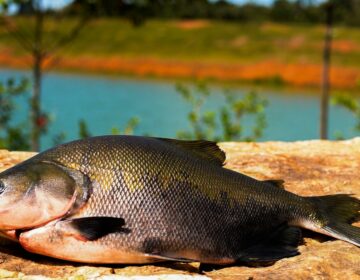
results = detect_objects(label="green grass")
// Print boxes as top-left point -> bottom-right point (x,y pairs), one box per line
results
1,17 -> 360,67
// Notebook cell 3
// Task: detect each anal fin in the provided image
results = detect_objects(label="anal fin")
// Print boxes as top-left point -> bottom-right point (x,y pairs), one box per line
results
237,226 -> 302,263
144,253 -> 195,263
142,237 -> 196,263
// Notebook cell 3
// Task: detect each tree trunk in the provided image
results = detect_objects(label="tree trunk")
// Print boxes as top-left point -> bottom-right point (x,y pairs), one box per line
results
320,3 -> 333,140
31,4 -> 43,151
31,54 -> 42,151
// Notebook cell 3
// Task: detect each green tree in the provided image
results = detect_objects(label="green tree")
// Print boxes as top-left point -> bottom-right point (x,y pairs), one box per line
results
176,82 -> 268,141
0,78 -> 30,150
270,0 -> 295,22
328,0 -> 360,26
69,0 -> 148,26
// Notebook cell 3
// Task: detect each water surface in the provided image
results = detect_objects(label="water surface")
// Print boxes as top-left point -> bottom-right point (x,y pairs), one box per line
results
0,68 -> 357,150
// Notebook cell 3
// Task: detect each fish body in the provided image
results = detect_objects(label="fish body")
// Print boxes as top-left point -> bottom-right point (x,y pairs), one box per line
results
0,136 -> 359,265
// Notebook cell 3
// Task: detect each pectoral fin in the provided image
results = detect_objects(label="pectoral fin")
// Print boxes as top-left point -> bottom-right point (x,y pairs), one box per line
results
63,217 -> 131,241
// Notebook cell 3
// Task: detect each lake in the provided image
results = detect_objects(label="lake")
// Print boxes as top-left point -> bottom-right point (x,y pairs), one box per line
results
0,68 -> 358,151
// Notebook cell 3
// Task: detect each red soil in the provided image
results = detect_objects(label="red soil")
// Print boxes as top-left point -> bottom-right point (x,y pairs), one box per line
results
0,51 -> 359,89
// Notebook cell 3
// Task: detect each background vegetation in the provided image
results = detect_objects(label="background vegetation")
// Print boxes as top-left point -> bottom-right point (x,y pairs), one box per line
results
0,0 -> 359,151
64,0 -> 360,27
1,17 -> 360,68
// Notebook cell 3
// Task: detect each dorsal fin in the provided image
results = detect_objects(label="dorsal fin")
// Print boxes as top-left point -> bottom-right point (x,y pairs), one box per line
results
263,179 -> 285,189
156,138 -> 226,166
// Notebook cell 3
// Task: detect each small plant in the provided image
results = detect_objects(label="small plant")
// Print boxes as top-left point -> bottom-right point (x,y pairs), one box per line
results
176,82 -> 268,141
79,119 -> 92,139
332,94 -> 360,138
111,117 -> 140,136
53,117 -> 141,146
0,78 -> 31,151
176,82 -> 215,140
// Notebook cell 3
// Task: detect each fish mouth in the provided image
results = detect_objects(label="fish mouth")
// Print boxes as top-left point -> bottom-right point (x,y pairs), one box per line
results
0,229 -> 18,241
0,218 -> 61,242
0,228 -> 31,242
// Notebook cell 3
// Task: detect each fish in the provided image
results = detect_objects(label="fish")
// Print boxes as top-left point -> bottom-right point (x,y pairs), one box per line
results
0,135 -> 359,266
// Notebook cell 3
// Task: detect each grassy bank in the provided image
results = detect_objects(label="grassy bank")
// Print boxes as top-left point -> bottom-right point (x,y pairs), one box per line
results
0,18 -> 360,90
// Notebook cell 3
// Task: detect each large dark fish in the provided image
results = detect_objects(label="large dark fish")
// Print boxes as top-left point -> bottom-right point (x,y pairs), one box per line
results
0,135 -> 359,265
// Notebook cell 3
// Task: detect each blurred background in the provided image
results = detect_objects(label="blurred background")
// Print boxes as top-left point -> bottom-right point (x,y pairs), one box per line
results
0,0 -> 359,152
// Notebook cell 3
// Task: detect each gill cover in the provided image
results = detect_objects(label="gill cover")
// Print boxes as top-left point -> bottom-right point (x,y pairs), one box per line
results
0,160 -> 89,230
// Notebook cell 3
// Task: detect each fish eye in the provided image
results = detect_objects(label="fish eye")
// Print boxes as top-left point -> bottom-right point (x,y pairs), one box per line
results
0,180 -> 4,195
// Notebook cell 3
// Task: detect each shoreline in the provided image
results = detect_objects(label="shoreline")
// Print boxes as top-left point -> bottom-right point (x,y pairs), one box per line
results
1,52 -> 359,93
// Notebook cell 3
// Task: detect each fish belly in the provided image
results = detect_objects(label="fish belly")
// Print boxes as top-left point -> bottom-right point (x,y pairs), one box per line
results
17,219 -> 237,264
18,221 -> 159,264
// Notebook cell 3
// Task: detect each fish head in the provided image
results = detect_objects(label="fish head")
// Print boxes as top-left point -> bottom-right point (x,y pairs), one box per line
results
0,160 -> 84,230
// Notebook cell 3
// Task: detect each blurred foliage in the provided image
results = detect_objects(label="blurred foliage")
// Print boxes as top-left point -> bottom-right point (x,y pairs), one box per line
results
52,117 -> 141,146
176,82 -> 268,141
111,117 -> 140,136
52,132 -> 67,147
2,16 -> 360,69
332,94 -> 360,136
63,0 -> 360,26
0,78 -> 30,150
79,119 -> 91,139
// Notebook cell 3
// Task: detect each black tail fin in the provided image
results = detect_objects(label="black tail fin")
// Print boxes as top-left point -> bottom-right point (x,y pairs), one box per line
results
302,194 -> 360,246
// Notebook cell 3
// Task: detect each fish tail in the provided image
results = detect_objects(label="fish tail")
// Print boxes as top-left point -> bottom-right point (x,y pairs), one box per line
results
299,194 -> 360,246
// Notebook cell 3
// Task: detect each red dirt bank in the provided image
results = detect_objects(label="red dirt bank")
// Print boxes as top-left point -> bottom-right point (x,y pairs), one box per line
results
0,52 -> 359,90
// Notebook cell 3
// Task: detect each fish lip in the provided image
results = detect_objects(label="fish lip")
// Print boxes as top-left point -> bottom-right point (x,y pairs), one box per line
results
15,219 -> 61,239
15,229 -> 25,239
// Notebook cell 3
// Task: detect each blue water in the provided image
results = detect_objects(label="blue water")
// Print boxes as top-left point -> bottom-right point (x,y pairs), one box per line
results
0,68 -> 358,150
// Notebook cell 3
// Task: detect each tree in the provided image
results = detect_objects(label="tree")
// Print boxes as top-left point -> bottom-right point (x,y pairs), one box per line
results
270,0 -> 297,22
320,2 -> 333,139
328,0 -> 360,26
0,0 -> 90,151
68,0 -> 148,26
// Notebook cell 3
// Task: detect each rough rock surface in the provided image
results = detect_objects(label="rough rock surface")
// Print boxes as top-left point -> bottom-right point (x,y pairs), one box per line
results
0,139 -> 359,279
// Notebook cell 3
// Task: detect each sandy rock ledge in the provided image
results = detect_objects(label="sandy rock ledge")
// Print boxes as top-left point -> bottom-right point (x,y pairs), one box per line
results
0,139 -> 359,279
